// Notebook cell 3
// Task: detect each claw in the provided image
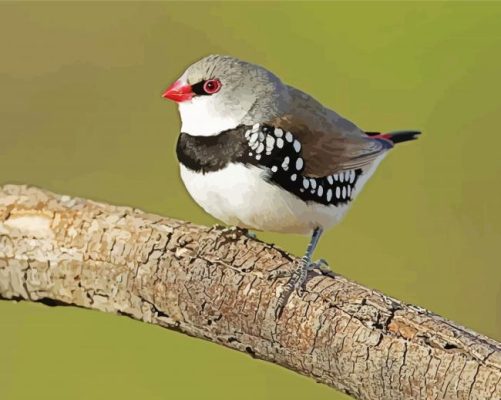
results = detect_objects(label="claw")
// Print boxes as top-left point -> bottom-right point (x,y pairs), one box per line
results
273,227 -> 327,319
274,258 -> 309,317
268,268 -> 290,281
274,257 -> 333,318
308,258 -> 330,273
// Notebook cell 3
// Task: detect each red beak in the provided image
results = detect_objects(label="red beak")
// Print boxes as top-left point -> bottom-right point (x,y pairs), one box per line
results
162,80 -> 193,102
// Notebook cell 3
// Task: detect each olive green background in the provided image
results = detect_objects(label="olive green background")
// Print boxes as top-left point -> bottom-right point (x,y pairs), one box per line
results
0,2 -> 500,399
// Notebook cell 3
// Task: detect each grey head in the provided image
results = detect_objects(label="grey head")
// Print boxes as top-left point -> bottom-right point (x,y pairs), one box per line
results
164,55 -> 289,137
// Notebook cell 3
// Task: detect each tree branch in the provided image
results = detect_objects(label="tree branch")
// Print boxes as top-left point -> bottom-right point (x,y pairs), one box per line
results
0,184 -> 499,400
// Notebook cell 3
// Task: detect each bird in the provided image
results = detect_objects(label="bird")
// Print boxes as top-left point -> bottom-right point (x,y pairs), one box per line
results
162,54 -> 420,316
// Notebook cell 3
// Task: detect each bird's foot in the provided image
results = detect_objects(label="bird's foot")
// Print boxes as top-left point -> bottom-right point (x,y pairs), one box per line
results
307,258 -> 330,274
271,258 -> 330,318
268,258 -> 330,280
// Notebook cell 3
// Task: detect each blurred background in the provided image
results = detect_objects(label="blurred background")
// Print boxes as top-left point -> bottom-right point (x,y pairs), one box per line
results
0,2 -> 500,400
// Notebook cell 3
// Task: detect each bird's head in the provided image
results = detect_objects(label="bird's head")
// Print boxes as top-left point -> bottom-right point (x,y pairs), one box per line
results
163,55 -> 288,136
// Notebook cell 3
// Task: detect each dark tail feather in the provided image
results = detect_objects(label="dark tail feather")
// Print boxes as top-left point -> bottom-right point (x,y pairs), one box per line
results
366,130 -> 421,144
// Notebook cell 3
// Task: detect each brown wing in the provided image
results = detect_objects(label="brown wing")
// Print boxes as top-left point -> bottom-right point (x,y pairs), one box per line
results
268,86 -> 389,177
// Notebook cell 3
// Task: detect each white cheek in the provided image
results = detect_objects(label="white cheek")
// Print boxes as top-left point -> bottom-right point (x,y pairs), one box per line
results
179,97 -> 241,137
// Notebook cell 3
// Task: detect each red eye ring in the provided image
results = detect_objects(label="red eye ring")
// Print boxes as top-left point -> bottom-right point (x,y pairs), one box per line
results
203,79 -> 222,94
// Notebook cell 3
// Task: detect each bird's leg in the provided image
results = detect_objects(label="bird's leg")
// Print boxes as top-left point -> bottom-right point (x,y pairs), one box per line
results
274,227 -> 324,318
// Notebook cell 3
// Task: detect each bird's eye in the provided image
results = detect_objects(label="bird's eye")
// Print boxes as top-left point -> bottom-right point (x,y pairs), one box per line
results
203,79 -> 222,94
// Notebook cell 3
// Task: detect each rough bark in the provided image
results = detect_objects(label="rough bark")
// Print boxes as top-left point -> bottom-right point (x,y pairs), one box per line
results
0,184 -> 499,400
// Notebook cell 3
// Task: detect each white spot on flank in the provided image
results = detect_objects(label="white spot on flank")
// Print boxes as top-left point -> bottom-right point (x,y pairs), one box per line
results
345,171 -> 351,181
274,128 -> 283,137
245,130 -> 251,139
256,154 -> 261,160
256,143 -> 264,154
271,165 -> 278,172
340,173 -> 344,183
266,136 -> 275,154
285,132 -> 293,142
281,156 -> 290,169
317,186 -> 323,197
249,132 -> 258,145
293,140 -> 301,153
276,138 -> 284,149
347,186 -> 351,197
291,174 -> 297,181
333,174 -> 338,181
336,187 -> 341,199
303,178 -> 309,189
248,152 -> 253,156
342,186 -> 347,198
296,158 -> 304,170
327,176 -> 333,185
310,179 -> 316,189
326,188 -> 332,202
252,123 -> 260,132
350,170 -> 356,183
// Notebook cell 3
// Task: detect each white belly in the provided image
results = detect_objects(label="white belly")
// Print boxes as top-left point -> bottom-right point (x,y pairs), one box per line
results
179,163 -> 354,235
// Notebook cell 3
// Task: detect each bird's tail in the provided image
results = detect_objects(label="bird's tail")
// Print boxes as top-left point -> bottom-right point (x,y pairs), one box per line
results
365,130 -> 422,145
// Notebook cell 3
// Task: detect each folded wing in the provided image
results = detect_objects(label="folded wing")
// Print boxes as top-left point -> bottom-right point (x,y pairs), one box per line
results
268,85 -> 391,178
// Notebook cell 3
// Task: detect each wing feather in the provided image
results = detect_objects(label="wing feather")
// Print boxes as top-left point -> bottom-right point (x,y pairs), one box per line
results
268,86 -> 389,177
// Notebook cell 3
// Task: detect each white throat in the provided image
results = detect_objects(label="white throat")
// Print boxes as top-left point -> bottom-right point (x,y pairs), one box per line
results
178,98 -> 242,137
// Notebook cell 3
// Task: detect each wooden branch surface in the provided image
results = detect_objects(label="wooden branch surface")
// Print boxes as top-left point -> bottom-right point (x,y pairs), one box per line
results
0,185 -> 499,400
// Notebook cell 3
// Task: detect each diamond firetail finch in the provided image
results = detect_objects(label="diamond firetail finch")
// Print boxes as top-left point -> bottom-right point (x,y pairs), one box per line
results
162,55 -> 421,316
